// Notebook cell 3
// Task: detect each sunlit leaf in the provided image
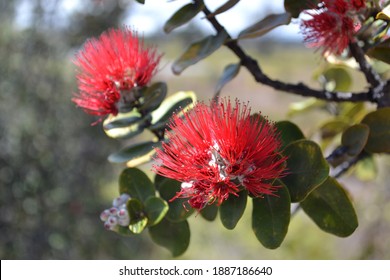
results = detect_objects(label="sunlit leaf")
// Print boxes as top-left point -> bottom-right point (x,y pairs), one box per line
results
355,155 -> 377,181
149,219 -> 190,257
164,3 -> 203,33
284,0 -> 321,18
341,124 -> 370,156
281,140 -> 329,202
275,120 -> 305,150
150,91 -> 196,131
126,198 -> 148,234
321,67 -> 352,92
288,98 -> 325,117
252,181 -> 290,249
144,196 -> 169,226
206,0 -> 240,18
156,177 -> 193,222
376,5 -> 390,21
119,168 -> 155,203
220,190 -> 247,230
319,118 -> 350,139
108,141 -> 159,164
300,177 -> 358,237
172,30 -> 228,75
103,110 -> 151,139
238,13 -> 292,40
361,108 -> 390,153
215,63 -> 240,95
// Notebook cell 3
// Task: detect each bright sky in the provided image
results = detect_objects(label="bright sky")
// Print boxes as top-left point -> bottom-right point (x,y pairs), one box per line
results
15,0 -> 302,41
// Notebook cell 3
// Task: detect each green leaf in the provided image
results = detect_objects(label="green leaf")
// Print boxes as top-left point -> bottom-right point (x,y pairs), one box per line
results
281,140 -> 329,202
144,196 -> 169,226
172,30 -> 228,75
341,124 -> 370,157
164,3 -> 203,33
238,13 -> 292,40
274,121 -> 305,150
119,168 -> 155,203
149,219 -> 190,257
367,38 -> 390,64
219,190 -> 247,230
321,67 -> 352,92
284,0 -> 321,18
200,203 -> 218,221
288,98 -> 325,117
300,177 -> 358,237
103,110 -> 151,139
126,198 -> 148,234
206,0 -> 240,18
215,63 -> 240,95
252,182 -> 291,249
135,0 -> 145,4
156,177 -> 194,222
103,110 -> 143,130
108,141 -> 159,164
355,156 -> 377,181
150,91 -> 196,131
319,118 -> 350,139
138,82 -> 167,114
361,108 -> 390,153
116,226 -> 134,236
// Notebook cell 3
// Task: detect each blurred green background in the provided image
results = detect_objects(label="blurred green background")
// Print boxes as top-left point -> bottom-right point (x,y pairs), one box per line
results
1,0 -> 390,259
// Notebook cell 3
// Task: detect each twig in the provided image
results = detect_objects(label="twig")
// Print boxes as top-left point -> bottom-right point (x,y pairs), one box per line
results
198,1 -> 382,104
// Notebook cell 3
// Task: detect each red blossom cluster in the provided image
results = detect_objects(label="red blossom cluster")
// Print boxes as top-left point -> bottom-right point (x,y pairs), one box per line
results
72,28 -> 161,118
153,99 -> 287,210
300,0 -> 366,55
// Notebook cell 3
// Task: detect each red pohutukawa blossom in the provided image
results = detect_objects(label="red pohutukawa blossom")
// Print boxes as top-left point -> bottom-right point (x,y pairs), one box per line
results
72,27 -> 161,118
300,0 -> 366,55
153,99 -> 287,210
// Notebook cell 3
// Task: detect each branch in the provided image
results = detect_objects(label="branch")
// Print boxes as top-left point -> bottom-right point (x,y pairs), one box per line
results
199,1 -> 379,104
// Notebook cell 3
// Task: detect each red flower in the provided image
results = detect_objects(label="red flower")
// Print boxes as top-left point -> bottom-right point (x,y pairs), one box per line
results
153,99 -> 287,210
300,0 -> 363,55
72,28 -> 161,118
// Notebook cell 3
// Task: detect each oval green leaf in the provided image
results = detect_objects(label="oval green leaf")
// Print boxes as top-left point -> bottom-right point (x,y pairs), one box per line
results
275,120 -> 305,150
144,196 -> 169,226
103,110 -> 143,130
361,108 -> 390,153
281,140 -> 329,202
321,67 -> 352,92
156,177 -> 194,223
252,182 -> 291,249
150,91 -> 196,131
138,82 -> 167,114
300,177 -> 358,237
172,30 -> 228,75
238,13 -> 292,40
219,190 -> 247,230
341,124 -> 370,157
149,218 -> 190,257
164,3 -> 203,33
284,0 -> 321,18
103,112 -> 151,139
108,141 -> 159,164
119,168 -> 155,203
200,203 -> 218,221
126,198 -> 148,234
215,63 -> 240,95
319,118 -> 350,139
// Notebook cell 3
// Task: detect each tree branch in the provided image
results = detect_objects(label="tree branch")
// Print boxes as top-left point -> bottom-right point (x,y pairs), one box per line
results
199,1 -> 380,104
